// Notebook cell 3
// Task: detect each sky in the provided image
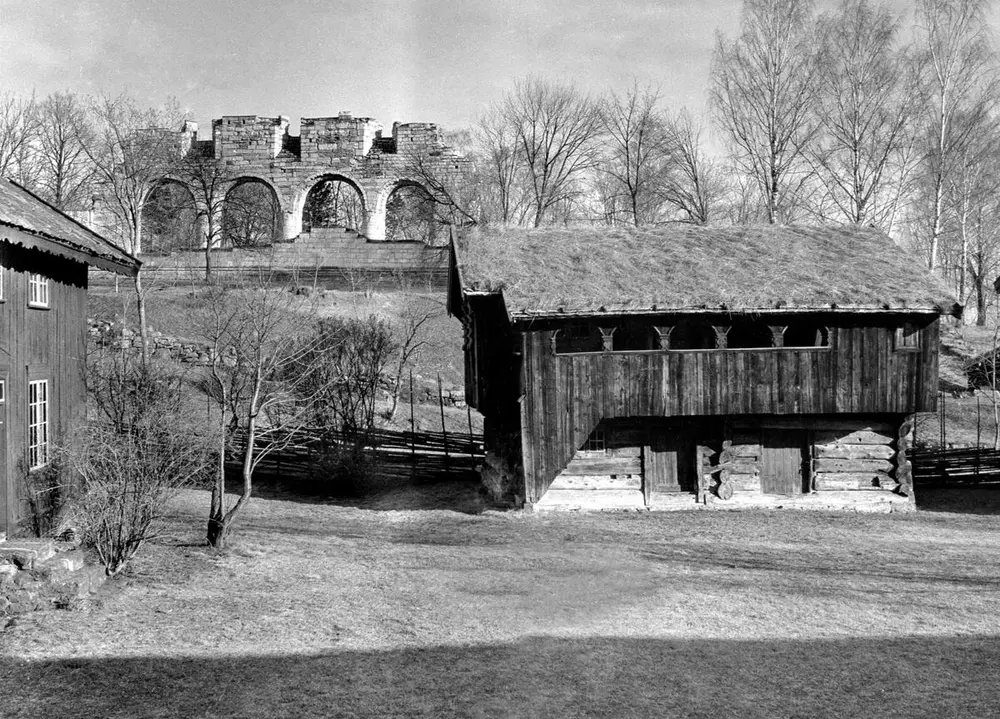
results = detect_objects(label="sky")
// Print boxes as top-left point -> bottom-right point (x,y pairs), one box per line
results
0,0 -> 997,138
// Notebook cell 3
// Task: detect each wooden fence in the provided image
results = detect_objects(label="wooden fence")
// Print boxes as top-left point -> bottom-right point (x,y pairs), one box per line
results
910,446 -> 1000,487
246,426 -> 485,484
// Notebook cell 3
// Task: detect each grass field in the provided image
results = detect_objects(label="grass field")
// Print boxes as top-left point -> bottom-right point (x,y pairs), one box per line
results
2,483 -> 999,718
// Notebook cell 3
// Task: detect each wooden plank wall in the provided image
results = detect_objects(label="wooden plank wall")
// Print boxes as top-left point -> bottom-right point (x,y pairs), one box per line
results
1,244 -> 88,535
520,319 -> 937,502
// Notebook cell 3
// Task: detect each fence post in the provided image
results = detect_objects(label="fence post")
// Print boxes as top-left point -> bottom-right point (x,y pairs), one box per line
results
467,401 -> 475,461
438,372 -> 449,470
409,370 -> 416,460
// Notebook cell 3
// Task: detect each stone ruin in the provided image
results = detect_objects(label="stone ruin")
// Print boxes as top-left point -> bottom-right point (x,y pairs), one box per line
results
164,111 -> 468,244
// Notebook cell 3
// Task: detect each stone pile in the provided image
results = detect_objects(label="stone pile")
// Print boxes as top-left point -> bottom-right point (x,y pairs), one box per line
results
0,540 -> 106,616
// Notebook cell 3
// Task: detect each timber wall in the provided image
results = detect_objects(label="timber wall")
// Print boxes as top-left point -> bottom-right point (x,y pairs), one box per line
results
0,243 -> 88,536
518,318 -> 938,503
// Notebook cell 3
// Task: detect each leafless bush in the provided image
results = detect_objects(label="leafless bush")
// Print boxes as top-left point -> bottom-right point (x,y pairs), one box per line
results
67,345 -> 211,575
64,418 -> 209,576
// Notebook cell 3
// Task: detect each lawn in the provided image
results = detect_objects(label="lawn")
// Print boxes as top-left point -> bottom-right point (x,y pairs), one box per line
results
2,484 -> 999,718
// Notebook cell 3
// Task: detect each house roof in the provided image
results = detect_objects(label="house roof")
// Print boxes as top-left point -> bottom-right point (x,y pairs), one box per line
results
454,224 -> 960,320
0,179 -> 138,275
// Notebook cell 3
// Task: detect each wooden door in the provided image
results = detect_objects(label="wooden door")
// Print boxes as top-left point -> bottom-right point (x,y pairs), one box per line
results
646,428 -> 694,496
760,429 -> 808,495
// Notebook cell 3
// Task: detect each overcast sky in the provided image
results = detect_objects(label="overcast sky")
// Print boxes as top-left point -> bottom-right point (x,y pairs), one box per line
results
1,0 -> 996,138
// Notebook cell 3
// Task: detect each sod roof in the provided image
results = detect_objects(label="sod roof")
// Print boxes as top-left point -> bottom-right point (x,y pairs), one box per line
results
455,224 -> 959,319
0,179 -> 137,275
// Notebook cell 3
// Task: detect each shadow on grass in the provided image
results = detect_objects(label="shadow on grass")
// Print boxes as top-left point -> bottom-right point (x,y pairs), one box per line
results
2,635 -> 998,719
916,486 -> 1000,515
225,451 -> 492,516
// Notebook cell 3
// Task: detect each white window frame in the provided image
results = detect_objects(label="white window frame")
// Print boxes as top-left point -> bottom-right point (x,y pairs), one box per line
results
28,273 -> 49,308
28,379 -> 49,469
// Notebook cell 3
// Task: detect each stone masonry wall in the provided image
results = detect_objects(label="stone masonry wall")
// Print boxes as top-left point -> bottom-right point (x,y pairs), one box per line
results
163,112 -> 471,246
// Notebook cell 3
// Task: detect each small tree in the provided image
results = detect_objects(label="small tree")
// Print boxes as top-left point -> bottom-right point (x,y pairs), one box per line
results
289,315 -> 399,494
197,275 -> 322,548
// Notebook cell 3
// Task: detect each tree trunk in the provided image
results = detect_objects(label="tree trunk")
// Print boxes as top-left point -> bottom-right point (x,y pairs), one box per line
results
976,281 -> 987,327
134,270 -> 150,365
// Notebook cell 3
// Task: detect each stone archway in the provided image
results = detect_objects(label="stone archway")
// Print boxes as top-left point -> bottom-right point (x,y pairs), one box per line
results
380,179 -> 442,245
222,177 -> 281,248
141,180 -> 199,253
301,175 -> 366,233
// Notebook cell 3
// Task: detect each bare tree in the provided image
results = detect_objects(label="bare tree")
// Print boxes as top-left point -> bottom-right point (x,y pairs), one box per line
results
661,110 -> 719,225
174,149 -> 231,281
810,0 -> 920,231
222,180 -> 279,248
197,276 -> 321,548
945,112 -> 1000,317
916,0 -> 998,271
711,0 -> 821,223
35,92 -> 95,210
80,93 -> 187,360
599,82 -> 673,226
476,105 -> 531,225
0,92 -> 40,187
503,76 -> 604,227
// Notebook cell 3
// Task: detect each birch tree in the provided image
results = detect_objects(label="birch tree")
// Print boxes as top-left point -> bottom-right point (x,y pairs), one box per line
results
711,0 -> 821,224
811,0 -> 919,231
916,0 -> 997,271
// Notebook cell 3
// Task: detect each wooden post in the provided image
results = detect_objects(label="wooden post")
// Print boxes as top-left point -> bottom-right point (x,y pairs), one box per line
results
438,372 -> 449,468
940,391 -> 946,447
467,401 -> 475,460
409,369 -> 416,469
653,326 -> 673,350
712,326 -> 730,349
768,326 -> 787,348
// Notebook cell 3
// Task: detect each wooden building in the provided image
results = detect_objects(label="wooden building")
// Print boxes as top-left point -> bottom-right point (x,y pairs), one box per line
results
0,180 -> 138,538
449,225 -> 959,512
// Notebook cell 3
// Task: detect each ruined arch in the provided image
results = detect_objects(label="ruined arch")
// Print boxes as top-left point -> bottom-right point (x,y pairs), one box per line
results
382,179 -> 442,245
301,174 -> 366,233
141,179 -> 199,254
223,177 -> 280,248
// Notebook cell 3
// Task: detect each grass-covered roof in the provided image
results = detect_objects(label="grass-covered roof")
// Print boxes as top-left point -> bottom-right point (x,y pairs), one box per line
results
455,224 -> 959,319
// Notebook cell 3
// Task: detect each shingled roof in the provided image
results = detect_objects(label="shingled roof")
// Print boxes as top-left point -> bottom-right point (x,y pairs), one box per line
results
0,179 -> 138,275
454,224 -> 960,320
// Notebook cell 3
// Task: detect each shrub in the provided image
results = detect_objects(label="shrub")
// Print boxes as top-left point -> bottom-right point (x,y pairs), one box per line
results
66,346 -> 211,575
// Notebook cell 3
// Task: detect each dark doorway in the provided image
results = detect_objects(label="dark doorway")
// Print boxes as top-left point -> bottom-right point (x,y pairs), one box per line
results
760,429 -> 809,495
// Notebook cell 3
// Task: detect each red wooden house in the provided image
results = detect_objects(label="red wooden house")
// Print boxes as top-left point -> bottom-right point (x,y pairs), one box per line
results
449,225 -> 958,512
0,180 -> 138,538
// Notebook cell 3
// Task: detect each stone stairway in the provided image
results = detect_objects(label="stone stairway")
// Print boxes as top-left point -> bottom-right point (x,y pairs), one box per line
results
0,539 -> 107,616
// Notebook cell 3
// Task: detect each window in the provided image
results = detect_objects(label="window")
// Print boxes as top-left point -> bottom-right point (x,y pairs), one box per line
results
0,379 -> 5,403
555,321 -> 602,353
727,319 -> 775,349
28,274 -> 49,308
895,322 -> 919,351
669,319 -> 716,350
584,428 -> 607,452
783,324 -> 830,348
28,379 -> 48,469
